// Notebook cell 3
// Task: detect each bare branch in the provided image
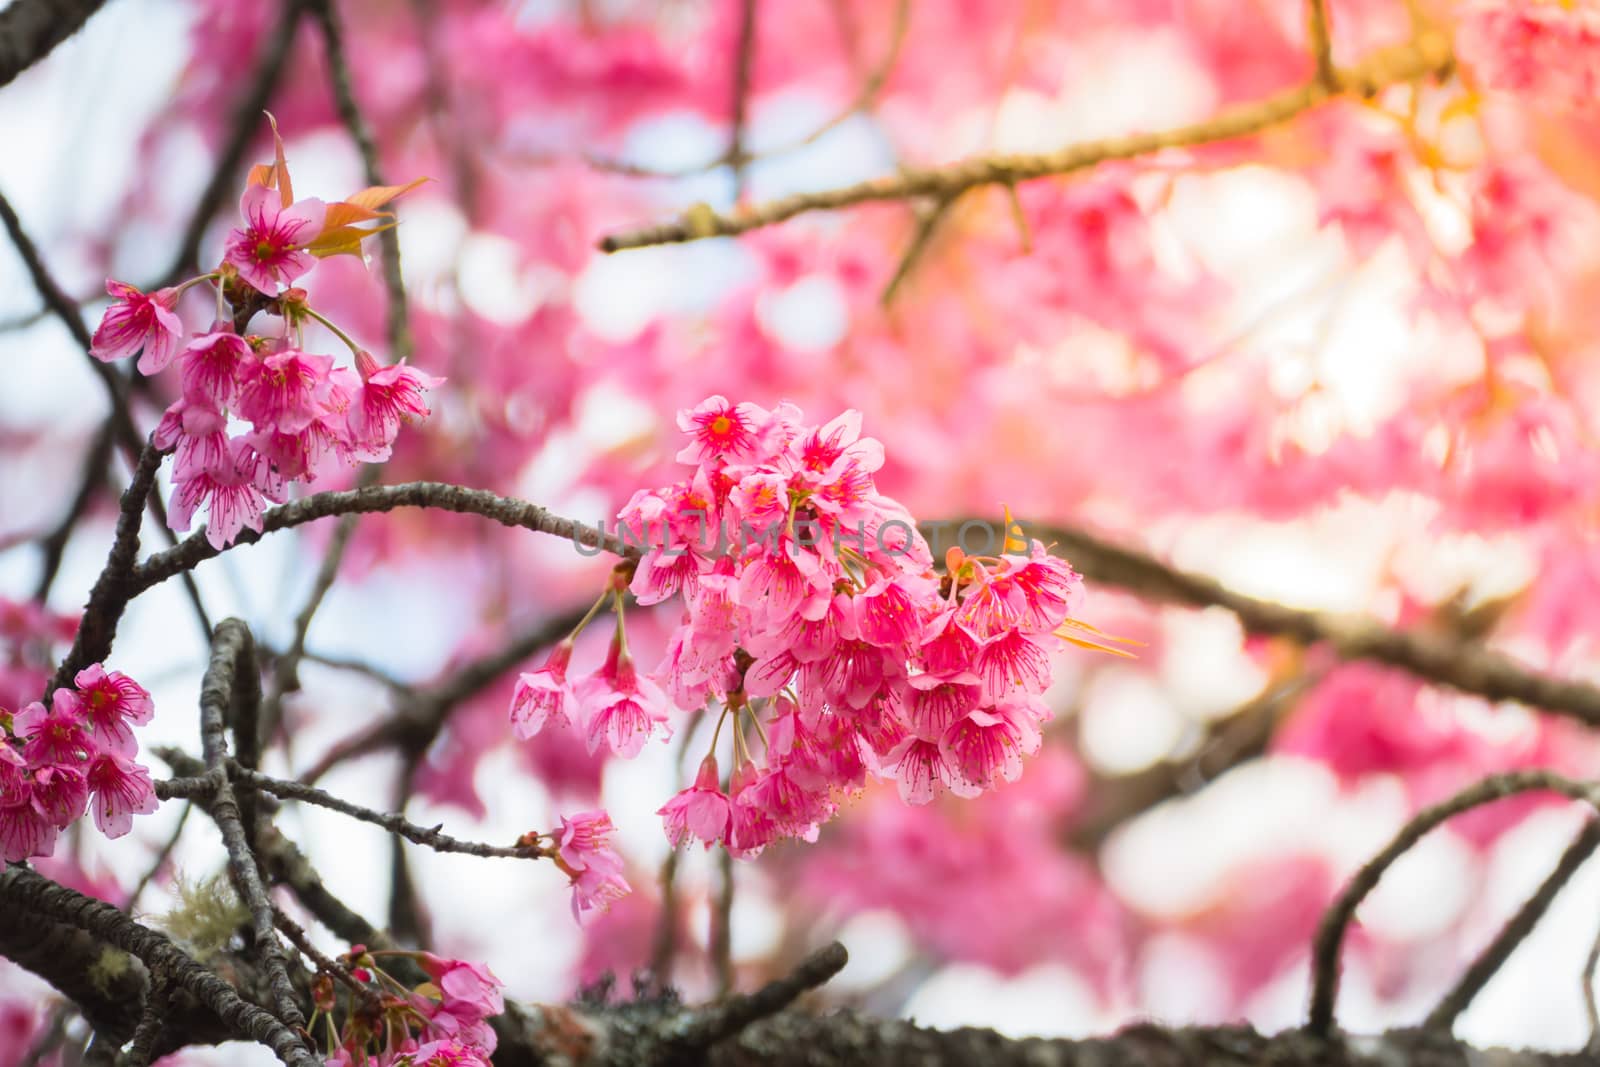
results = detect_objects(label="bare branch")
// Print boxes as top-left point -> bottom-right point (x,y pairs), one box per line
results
727,0 -> 758,197
129,480 -> 633,598
195,620 -> 310,1041
1428,818 -> 1600,1031
1307,770 -> 1600,1038
1019,519 -> 1600,734
672,941 -> 848,1053
597,31 -> 1451,252
0,0 -> 108,90
171,763 -> 549,860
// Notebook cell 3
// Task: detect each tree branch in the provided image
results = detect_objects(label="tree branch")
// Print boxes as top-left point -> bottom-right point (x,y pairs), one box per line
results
46,441 -> 164,696
1308,770 -> 1600,1038
1426,818 -> 1600,1031
1016,520 -> 1600,734
0,865 -> 316,1066
128,481 -> 632,598
597,30 -> 1452,251
194,620 -> 310,1042
158,763 -> 549,860
0,0 -> 109,90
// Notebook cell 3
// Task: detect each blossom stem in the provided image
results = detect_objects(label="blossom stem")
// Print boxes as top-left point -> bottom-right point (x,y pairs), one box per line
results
709,704 -> 731,756
565,585 -> 613,643
300,304 -> 363,357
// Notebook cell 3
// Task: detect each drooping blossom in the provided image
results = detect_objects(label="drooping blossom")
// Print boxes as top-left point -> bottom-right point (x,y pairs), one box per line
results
553,809 -> 631,920
509,640 -> 578,740
348,349 -> 445,461
656,754 -> 731,849
89,280 -> 185,373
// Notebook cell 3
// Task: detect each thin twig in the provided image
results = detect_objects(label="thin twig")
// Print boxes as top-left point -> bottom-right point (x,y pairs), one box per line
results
236,764 -> 547,860
123,801 -> 194,913
271,903 -> 379,1008
14,1004 -> 71,1067
33,421 -> 115,601
1426,818 -> 1600,1030
123,974 -> 169,1067
881,193 -> 956,305
598,30 -> 1452,251
296,602 -> 590,782
1585,918 -> 1600,1052
1018,519 -> 1600,734
261,508 -> 363,744
1307,770 -> 1600,1038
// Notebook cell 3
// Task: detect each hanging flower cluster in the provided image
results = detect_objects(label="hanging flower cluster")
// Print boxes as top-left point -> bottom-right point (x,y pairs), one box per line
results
0,665 -> 156,862
314,945 -> 504,1066
89,119 -> 439,549
511,396 -> 1125,875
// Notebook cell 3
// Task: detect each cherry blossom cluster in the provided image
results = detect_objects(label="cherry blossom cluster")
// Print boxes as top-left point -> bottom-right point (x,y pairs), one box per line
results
314,945 -> 503,1067
512,397 -> 1104,868
89,124 -> 439,549
0,665 -> 157,862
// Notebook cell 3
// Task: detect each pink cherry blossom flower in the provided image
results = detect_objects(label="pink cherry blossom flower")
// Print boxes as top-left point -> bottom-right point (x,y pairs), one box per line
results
675,395 -> 766,464
0,789 -> 57,863
71,663 -> 152,754
727,760 -> 778,859
855,575 -> 932,648
90,280 -> 184,374
156,397 -> 230,479
406,1040 -> 492,1067
939,708 -> 1031,798
509,640 -> 578,740
554,809 -> 631,920
224,184 -> 327,293
906,672 -> 982,739
974,627 -> 1053,698
180,327 -> 253,408
570,861 -> 631,922
169,439 -> 268,549
556,809 -> 620,872
727,470 -> 791,530
885,735 -> 954,805
656,754 -> 730,848
419,954 -> 505,1020
28,763 -> 89,829
12,696 -> 93,766
84,751 -> 157,837
577,638 -> 671,758
236,347 -> 334,436
347,349 -> 444,461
